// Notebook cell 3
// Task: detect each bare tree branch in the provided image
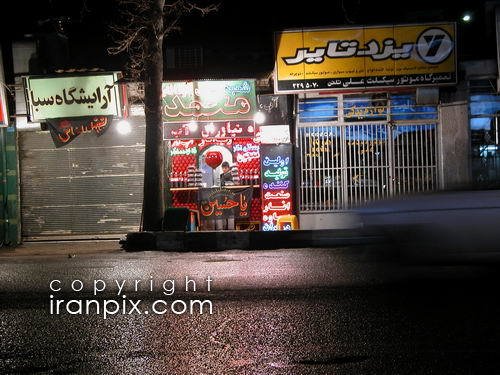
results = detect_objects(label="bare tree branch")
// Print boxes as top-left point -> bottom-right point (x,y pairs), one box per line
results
107,0 -> 218,231
108,0 -> 218,80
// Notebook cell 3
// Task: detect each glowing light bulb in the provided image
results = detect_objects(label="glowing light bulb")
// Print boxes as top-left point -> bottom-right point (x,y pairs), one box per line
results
254,111 -> 266,125
116,120 -> 132,135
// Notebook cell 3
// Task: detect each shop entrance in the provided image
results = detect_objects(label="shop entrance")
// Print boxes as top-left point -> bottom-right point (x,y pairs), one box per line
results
469,83 -> 500,187
297,93 -> 439,213
198,145 -> 233,187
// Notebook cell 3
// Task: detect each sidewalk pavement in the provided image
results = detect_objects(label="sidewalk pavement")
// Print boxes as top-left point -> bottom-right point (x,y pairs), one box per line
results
0,240 -> 124,258
0,228 -> 384,257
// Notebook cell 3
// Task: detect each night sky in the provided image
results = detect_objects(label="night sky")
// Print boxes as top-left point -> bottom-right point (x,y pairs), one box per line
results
0,0 -> 493,74
1,1 -> 489,39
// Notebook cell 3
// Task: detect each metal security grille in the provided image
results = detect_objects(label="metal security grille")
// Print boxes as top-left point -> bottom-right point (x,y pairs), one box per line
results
298,126 -> 342,211
393,124 -> 437,194
345,124 -> 391,208
298,94 -> 438,212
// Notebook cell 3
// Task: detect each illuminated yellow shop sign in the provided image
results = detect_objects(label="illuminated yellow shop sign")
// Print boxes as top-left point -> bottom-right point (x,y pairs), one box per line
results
274,22 -> 456,93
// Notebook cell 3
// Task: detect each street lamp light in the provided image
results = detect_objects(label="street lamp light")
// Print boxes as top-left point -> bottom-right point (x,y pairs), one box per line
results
461,12 -> 473,23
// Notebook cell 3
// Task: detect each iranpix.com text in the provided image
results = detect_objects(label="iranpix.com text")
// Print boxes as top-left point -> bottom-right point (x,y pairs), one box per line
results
49,276 -> 214,319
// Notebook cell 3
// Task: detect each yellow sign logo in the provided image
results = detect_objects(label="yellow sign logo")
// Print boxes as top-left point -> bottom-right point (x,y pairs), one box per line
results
274,23 -> 456,93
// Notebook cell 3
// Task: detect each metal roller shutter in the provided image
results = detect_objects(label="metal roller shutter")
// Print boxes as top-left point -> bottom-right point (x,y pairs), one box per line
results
18,116 -> 145,240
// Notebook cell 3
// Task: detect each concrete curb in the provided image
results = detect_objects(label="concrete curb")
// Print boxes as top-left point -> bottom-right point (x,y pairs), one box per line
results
0,230 -> 384,257
121,229 -> 384,252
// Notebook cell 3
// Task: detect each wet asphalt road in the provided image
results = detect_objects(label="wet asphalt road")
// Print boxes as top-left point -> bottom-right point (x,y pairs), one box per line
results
1,246 -> 500,374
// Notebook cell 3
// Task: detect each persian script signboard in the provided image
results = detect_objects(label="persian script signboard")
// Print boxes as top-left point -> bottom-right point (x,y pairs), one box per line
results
163,120 -> 255,140
198,187 -> 253,220
46,116 -> 113,147
162,80 -> 257,122
260,144 -> 294,231
23,72 -> 124,122
275,22 -> 456,93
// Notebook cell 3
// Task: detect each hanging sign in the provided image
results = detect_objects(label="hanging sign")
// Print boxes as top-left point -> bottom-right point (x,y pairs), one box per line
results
46,116 -> 113,147
198,187 -> 253,219
23,72 -> 123,122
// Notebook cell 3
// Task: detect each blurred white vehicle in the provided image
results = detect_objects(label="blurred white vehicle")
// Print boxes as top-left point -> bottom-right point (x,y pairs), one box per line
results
354,189 -> 500,263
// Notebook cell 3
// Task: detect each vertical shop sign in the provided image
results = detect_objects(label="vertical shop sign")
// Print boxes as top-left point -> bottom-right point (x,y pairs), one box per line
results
260,144 -> 294,231
0,98 -> 6,126
0,47 -> 7,127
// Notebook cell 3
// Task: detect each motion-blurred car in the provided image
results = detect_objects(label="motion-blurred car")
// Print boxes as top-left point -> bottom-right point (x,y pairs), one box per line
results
353,188 -> 500,263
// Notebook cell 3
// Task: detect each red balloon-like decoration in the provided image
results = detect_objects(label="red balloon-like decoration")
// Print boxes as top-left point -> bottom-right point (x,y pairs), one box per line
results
204,151 -> 223,169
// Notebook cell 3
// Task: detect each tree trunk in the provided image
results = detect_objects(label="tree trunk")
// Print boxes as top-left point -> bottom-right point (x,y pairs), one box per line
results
142,0 -> 165,231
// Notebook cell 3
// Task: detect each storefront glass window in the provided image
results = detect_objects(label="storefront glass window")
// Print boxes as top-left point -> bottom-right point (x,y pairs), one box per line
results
391,94 -> 438,121
298,98 -> 338,123
469,93 -> 500,186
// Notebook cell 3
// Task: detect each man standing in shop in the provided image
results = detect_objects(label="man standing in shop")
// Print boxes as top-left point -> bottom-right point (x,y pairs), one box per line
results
217,161 -> 235,229
220,161 -> 233,186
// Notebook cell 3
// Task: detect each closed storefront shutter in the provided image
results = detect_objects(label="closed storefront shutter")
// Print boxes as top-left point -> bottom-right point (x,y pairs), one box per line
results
18,116 -> 145,240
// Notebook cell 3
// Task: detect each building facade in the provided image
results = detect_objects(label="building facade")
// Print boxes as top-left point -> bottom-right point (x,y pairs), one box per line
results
2,3 -> 500,242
